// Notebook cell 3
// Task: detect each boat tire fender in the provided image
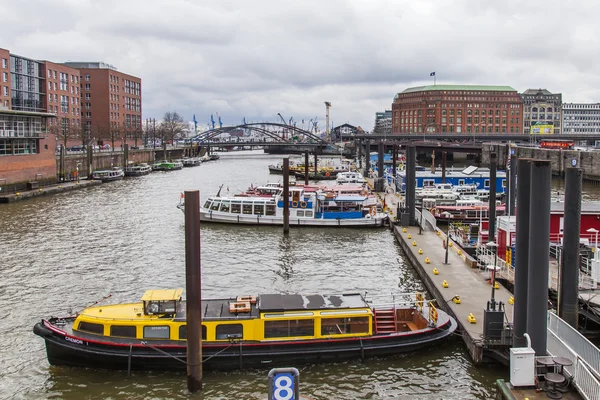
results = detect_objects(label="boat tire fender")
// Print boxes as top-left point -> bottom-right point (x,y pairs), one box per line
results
325,172 -> 331,177
300,201 -> 307,208
292,201 -> 299,208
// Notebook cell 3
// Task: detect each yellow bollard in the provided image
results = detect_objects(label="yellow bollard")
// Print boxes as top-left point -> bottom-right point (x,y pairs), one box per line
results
437,230 -> 441,236
407,234 -> 412,239
418,248 -> 423,254
508,296 -> 514,305
442,280 -> 449,288
449,242 -> 453,248
453,296 -> 461,304
403,228 -> 407,233
425,257 -> 430,264
457,250 -> 462,256
432,268 -> 439,275
412,241 -> 417,246
494,282 -> 500,290
467,313 -> 477,323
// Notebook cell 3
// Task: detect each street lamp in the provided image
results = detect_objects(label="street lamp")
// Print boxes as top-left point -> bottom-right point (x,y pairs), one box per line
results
587,228 -> 599,260
486,241 -> 498,311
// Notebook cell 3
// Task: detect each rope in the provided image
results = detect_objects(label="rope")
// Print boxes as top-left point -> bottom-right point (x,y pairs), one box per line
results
141,341 -> 237,366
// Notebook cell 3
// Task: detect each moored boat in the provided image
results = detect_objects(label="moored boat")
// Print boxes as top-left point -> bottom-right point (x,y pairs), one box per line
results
336,171 -> 367,184
33,289 -> 457,371
177,186 -> 388,227
124,163 -> 152,177
152,160 -> 175,171
91,167 -> 125,182
182,158 -> 202,167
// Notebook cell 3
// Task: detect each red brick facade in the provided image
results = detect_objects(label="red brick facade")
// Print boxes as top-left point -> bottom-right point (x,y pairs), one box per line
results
0,48 -> 10,109
391,85 -> 524,134
0,133 -> 56,185
42,61 -> 81,147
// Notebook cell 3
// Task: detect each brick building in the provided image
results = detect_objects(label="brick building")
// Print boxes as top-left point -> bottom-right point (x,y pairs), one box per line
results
0,48 -> 10,109
63,62 -> 142,148
391,85 -> 523,134
42,61 -> 81,147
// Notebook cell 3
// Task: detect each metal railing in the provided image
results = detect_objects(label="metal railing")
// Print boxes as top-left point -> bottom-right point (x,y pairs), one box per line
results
475,246 -> 514,282
414,207 -> 437,231
547,311 -> 600,400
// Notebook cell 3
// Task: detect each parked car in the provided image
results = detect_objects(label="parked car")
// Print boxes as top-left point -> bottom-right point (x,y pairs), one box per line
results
101,144 -> 111,150
130,146 -> 140,150
70,145 -> 84,152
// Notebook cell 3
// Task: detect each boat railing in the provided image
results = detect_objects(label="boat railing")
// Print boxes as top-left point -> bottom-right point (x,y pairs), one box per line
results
367,292 -> 435,310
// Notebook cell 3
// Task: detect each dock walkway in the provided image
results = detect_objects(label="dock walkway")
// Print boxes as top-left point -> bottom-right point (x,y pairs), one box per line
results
393,224 -> 515,363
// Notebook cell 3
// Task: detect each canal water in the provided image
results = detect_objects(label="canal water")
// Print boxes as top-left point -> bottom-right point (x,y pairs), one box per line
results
6,150 -> 596,399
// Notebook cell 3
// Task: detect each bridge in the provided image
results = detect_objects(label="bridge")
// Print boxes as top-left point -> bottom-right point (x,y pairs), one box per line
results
354,133 -> 600,142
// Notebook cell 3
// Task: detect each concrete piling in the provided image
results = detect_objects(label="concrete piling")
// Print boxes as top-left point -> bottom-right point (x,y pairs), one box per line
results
304,151 -> 309,185
441,151 -> 447,183
513,159 -> 531,348
377,142 -> 384,179
406,146 -> 416,225
509,154 -> 517,216
559,167 -> 582,328
123,144 -> 129,168
87,145 -> 93,178
358,139 -> 363,170
59,145 -> 65,181
488,153 -> 497,241
364,140 -> 370,177
184,190 -> 202,392
283,158 -> 290,234
526,160 -> 552,356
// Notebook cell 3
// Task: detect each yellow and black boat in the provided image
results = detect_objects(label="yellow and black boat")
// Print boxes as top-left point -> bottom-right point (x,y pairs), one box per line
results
33,289 -> 457,371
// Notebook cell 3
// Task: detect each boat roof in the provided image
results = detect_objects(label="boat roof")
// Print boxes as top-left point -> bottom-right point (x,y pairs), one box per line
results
141,289 -> 183,301
320,195 -> 367,202
551,201 -> 600,214
258,293 -> 368,312
208,196 -> 276,202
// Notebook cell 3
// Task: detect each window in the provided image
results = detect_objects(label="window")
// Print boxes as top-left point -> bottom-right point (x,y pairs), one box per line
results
458,179 -> 465,185
219,200 -> 230,212
2,72 -> 6,82
266,204 -> 276,215
178,325 -> 206,340
320,317 -> 369,335
86,112 -> 91,118
143,325 -> 170,339
110,325 -> 136,338
502,179 -> 506,188
264,319 -> 314,338
85,84 -> 91,91
85,93 -> 91,100
231,202 -> 241,213
2,58 -> 7,68
216,324 -> 243,340
484,179 -> 490,188
3,86 -> 8,96
242,203 -> 252,214
85,74 -> 90,81
253,203 -> 264,215
48,82 -> 52,90
78,321 -> 104,334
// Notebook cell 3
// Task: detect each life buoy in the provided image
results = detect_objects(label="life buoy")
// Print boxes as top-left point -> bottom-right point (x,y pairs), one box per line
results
300,201 -> 307,208
325,172 -> 331,177
292,201 -> 299,208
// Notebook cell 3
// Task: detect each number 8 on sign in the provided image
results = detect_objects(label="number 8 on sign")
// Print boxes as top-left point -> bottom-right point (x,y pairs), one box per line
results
274,373 -> 294,400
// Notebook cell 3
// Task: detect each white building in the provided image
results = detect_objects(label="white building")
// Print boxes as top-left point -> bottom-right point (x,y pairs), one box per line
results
562,103 -> 600,135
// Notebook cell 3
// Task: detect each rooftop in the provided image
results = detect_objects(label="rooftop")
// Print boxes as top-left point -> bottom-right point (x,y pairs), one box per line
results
522,88 -> 555,95
62,62 -> 118,71
400,85 -> 517,94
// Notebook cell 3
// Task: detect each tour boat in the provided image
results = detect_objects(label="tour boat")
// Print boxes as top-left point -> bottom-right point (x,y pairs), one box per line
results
152,160 -> 175,171
33,289 -> 457,371
336,171 -> 367,185
124,163 -> 153,177
91,167 -> 125,182
178,187 -> 388,227
182,158 -> 202,167
171,160 -> 184,170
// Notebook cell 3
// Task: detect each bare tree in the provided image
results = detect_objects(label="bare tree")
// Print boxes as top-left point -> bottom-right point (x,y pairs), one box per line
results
160,111 -> 185,152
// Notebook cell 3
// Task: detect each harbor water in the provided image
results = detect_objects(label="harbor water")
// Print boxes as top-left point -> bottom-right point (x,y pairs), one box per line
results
4,150 -> 582,400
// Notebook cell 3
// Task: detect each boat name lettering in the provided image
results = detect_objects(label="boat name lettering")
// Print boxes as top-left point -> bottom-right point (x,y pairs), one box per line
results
65,336 -> 84,345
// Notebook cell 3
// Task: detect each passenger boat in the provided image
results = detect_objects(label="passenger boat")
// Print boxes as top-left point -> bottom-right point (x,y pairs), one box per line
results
33,289 -> 457,371
171,160 -> 184,170
152,160 -> 175,171
178,187 -> 388,227
124,163 -> 152,177
91,167 -> 125,182
396,166 -> 507,194
433,204 -> 506,223
336,171 -> 367,185
182,158 -> 202,167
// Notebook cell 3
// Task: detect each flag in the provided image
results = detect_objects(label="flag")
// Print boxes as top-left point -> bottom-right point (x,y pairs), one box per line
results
430,72 -> 436,76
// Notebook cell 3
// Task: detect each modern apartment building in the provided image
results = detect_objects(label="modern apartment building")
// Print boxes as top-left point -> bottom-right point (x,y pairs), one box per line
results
520,89 -> 562,135
563,103 -> 600,135
63,62 -> 142,147
42,61 -> 81,145
373,109 -> 392,135
391,85 -> 523,134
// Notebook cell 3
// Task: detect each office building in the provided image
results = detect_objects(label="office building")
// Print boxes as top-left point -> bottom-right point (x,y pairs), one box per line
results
563,103 -> 600,134
520,89 -> 562,134
391,85 -> 523,134
373,109 -> 392,135
42,61 -> 81,145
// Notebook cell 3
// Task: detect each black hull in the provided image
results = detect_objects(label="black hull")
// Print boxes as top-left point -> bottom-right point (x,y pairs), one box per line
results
34,319 -> 456,372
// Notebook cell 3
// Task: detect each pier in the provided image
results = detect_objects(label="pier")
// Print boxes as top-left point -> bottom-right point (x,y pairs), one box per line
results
0,179 -> 101,203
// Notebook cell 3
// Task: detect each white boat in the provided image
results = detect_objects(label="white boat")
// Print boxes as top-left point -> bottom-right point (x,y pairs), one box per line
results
124,163 -> 152,177
177,187 -> 388,227
172,160 -> 184,170
92,167 -> 125,182
182,158 -> 202,167
336,171 -> 367,184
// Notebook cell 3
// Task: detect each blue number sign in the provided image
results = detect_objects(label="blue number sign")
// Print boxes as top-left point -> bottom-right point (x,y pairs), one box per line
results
268,368 -> 300,400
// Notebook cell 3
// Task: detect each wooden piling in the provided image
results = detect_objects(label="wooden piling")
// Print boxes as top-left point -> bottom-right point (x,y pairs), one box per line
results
283,158 -> 290,234
184,190 -> 202,392
304,151 -> 309,185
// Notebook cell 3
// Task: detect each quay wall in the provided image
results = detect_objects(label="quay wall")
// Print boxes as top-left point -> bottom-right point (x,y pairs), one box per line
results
481,145 -> 600,181
0,134 -> 57,187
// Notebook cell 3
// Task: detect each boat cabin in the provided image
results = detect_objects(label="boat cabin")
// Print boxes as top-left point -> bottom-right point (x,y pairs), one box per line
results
141,289 -> 182,316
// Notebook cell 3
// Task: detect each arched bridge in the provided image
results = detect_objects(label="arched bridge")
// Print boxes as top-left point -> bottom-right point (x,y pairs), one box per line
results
192,123 -> 327,145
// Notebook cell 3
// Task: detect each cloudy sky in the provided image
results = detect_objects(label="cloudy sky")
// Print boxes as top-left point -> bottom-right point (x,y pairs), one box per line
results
2,0 -> 599,131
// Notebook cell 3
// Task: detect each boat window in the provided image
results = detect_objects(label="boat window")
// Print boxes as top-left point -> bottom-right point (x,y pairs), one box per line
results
242,203 -> 252,214
110,325 -> 137,338
210,201 -> 221,211
266,204 -> 276,216
231,202 -> 241,214
216,324 -> 243,340
253,203 -> 264,215
143,325 -> 170,339
297,210 -> 304,217
458,179 -> 465,185
484,179 -> 490,188
203,200 -> 212,209
264,319 -> 314,338
78,321 -> 104,335
219,200 -> 230,212
320,317 -> 369,335
178,324 -> 206,340
502,179 -> 506,188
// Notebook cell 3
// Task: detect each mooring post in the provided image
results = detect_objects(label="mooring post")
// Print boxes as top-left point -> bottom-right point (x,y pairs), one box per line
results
87,145 -> 93,178
526,160 -> 551,356
392,144 -> 397,184
283,158 -> 290,234
123,143 -> 129,169
364,140 -> 370,177
488,152 -> 497,242
377,141 -> 384,179
509,153 -> 517,216
59,144 -> 65,182
184,190 -> 202,392
313,153 -> 318,176
304,151 -> 309,185
513,159 -> 531,348
559,167 -> 582,328
358,139 -> 363,170
406,146 -> 416,226
441,151 -> 447,183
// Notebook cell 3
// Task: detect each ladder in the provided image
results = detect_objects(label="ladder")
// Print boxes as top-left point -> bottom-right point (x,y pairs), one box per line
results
373,307 -> 397,334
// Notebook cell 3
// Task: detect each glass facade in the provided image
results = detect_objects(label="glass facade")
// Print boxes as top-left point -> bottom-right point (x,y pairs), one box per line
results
10,55 -> 45,112
0,113 -> 45,155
